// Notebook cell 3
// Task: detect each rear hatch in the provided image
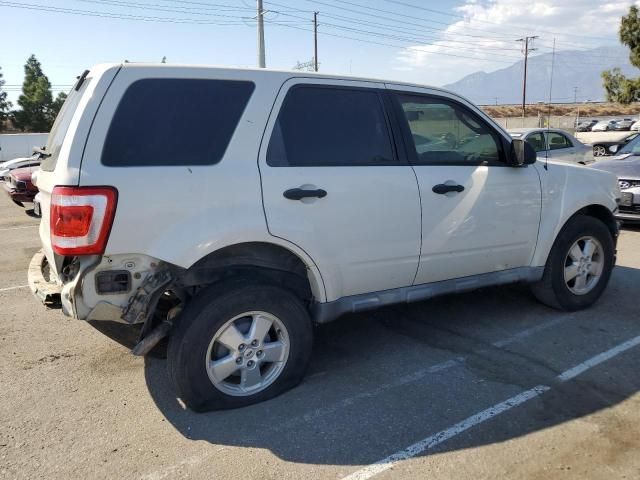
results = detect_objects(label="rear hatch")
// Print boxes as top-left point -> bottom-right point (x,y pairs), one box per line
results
35,65 -> 121,279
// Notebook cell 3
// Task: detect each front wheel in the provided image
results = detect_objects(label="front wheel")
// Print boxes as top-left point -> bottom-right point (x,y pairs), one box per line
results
593,145 -> 607,157
167,281 -> 313,411
531,215 -> 615,311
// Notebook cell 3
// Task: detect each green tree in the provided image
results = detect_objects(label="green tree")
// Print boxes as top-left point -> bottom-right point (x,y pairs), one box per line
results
620,6 -> 640,68
13,55 -> 54,132
50,91 -> 67,123
602,6 -> 640,104
0,66 -> 12,131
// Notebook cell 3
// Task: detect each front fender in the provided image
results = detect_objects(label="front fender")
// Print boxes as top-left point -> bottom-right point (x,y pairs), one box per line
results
531,161 -> 619,267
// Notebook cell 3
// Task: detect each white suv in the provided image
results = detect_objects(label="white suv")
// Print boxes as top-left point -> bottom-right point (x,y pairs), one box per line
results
29,64 -> 620,411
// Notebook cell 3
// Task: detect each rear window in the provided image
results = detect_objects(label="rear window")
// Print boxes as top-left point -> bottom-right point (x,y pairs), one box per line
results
102,78 -> 254,167
40,79 -> 89,172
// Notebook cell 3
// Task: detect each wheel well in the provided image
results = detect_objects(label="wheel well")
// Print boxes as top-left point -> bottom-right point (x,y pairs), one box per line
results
181,242 -> 315,303
573,205 -> 618,240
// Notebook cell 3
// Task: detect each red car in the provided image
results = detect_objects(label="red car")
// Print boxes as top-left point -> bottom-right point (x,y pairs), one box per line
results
3,165 -> 39,206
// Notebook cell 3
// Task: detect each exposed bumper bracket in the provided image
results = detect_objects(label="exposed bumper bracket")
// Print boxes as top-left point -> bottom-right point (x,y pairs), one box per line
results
27,250 -> 62,308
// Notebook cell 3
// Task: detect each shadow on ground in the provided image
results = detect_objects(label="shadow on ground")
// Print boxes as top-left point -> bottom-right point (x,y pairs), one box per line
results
127,265 -> 640,466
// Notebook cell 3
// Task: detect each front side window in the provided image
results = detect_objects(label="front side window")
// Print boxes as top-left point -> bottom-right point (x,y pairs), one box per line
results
102,78 -> 254,167
547,132 -> 572,150
266,85 -> 395,167
525,132 -> 546,153
395,94 -> 501,165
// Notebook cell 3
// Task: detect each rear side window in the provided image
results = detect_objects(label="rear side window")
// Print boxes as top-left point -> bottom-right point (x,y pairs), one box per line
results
267,85 -> 395,167
547,132 -> 572,150
102,78 -> 254,167
40,78 -> 89,172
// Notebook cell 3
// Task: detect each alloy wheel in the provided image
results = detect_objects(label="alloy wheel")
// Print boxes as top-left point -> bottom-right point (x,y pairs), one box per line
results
205,311 -> 290,396
563,236 -> 604,295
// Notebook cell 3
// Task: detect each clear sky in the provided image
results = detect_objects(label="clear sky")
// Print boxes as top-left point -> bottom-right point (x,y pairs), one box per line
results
0,0 -> 634,104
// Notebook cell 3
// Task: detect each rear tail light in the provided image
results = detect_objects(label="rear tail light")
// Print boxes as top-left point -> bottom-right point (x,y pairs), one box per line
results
51,186 -> 118,255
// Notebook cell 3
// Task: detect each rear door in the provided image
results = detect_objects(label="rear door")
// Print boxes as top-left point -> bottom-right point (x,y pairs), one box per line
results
259,79 -> 422,302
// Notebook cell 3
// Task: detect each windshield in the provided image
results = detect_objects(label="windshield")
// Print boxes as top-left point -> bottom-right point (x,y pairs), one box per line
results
617,135 -> 640,155
40,74 -> 91,172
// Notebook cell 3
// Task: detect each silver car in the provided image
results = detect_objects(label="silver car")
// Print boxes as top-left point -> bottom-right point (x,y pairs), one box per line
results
508,128 -> 594,164
590,134 -> 640,223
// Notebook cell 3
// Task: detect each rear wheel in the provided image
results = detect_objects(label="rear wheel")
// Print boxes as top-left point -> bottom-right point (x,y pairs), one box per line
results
531,215 -> 614,311
167,281 -> 313,411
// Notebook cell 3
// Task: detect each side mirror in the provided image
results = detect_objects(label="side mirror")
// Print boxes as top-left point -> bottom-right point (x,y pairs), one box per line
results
510,138 -> 537,166
609,144 -> 619,153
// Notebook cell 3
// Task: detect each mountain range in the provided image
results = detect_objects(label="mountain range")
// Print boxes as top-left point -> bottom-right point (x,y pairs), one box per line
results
443,46 -> 637,105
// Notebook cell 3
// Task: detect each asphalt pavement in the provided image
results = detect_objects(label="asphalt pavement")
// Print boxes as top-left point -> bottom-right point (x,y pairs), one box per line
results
1,193 -> 639,480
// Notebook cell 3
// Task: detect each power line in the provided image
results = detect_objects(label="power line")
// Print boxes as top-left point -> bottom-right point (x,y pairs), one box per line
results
265,20 -> 515,64
310,0 -> 516,40
0,0 -> 255,24
267,0 -> 516,43
384,0 -> 620,42
266,4 -> 525,60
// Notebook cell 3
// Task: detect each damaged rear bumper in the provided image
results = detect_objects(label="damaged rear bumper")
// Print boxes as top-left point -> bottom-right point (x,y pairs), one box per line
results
27,250 -> 62,307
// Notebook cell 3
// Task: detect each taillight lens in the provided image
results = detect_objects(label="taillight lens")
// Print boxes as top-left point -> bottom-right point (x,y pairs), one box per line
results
50,186 -> 118,255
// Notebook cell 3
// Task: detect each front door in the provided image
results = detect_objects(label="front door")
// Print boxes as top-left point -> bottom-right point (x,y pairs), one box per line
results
388,88 -> 542,285
259,80 -> 422,302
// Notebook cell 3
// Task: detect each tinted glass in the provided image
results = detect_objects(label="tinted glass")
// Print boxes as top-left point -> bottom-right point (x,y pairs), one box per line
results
396,94 -> 500,164
525,132 -> 546,153
102,79 -> 254,167
41,79 -> 89,172
267,86 -> 395,167
547,132 -> 572,150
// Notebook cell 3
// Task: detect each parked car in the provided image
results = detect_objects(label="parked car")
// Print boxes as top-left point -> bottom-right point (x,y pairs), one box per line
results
575,119 -> 597,132
612,119 -> 635,131
631,121 -> 640,131
0,133 -> 48,162
508,128 -> 593,164
28,64 -> 620,411
3,165 -> 39,206
591,132 -> 639,157
590,135 -> 640,223
592,120 -> 618,132
0,154 -> 41,181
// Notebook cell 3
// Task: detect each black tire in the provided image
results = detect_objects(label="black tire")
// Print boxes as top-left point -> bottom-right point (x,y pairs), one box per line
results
167,280 -> 313,411
531,215 -> 615,311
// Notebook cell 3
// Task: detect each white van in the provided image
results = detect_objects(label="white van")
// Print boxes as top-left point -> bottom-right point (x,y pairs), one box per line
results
0,133 -> 48,162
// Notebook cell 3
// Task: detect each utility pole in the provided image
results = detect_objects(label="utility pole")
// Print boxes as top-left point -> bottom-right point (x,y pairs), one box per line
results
573,86 -> 578,103
313,11 -> 319,72
257,0 -> 266,68
516,35 -> 538,117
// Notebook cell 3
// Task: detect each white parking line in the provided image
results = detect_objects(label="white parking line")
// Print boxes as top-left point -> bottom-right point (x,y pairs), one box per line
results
0,284 -> 29,292
557,335 -> 640,383
341,334 -> 640,480
278,316 -> 568,431
0,225 -> 38,231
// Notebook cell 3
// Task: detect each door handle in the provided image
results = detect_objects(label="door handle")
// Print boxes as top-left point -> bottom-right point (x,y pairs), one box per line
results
432,183 -> 465,195
283,188 -> 328,200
